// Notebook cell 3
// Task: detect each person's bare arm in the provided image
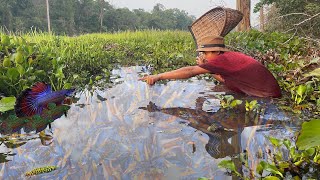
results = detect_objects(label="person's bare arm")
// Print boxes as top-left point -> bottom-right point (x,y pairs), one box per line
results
139,66 -> 211,85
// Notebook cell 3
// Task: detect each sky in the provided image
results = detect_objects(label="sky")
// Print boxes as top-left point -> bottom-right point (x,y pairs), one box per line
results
108,0 -> 260,26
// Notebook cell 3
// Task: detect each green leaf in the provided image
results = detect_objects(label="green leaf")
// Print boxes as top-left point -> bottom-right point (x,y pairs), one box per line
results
294,159 -> 304,166
264,176 -> 280,180
283,139 -> 291,149
0,97 -> 16,112
1,34 -> 10,46
197,178 -> 209,180
16,64 -> 25,76
245,101 -> 250,111
7,68 -> 20,80
259,161 -> 283,178
256,162 -> 264,175
73,74 -> 79,79
3,57 -> 11,67
268,136 -> 281,147
218,160 -> 241,176
95,76 -> 103,81
230,100 -> 242,107
224,95 -> 234,103
297,119 -> 320,150
14,51 -> 24,64
296,85 -> 307,97
278,162 -> 290,169
314,154 -> 320,163
250,100 -> 257,107
306,148 -> 315,156
63,83 -> 72,89
55,67 -> 65,79
304,68 -> 320,77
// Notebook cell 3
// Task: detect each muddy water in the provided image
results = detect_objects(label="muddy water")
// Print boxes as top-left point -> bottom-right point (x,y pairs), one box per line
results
0,66 -> 301,179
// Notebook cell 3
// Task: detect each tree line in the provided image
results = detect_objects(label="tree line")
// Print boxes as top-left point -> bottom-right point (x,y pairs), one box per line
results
0,0 -> 195,35
255,0 -> 320,39
1,0 -> 319,40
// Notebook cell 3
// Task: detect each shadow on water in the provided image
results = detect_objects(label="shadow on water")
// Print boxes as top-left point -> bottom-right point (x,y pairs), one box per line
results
0,66 -> 302,179
138,95 -> 302,178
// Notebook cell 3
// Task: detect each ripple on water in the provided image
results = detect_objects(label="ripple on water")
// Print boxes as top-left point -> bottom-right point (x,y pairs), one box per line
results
0,66 -> 302,179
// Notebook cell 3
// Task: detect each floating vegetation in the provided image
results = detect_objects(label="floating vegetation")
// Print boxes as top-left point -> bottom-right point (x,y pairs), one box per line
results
218,123 -> 320,179
245,100 -> 259,112
1,30 -> 319,116
25,166 -> 57,177
215,95 -> 243,109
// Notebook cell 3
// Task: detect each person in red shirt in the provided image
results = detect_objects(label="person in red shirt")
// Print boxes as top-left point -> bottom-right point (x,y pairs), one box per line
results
139,35 -> 281,98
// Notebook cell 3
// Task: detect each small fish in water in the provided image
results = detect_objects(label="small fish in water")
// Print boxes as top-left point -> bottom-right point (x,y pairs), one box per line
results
14,82 -> 75,117
25,166 -> 57,176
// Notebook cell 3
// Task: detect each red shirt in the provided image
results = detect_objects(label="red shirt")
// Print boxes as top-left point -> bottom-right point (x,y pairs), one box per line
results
199,52 -> 281,98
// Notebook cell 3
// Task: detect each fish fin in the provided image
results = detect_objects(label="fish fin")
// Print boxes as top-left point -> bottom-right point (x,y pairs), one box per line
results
30,81 -> 52,95
15,82 -> 52,117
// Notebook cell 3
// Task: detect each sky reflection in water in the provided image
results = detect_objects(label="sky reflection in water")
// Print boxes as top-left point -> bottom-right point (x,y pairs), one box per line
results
0,66 -> 301,179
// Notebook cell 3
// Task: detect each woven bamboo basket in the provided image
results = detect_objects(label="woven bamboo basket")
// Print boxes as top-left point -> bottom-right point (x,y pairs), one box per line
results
189,7 -> 243,47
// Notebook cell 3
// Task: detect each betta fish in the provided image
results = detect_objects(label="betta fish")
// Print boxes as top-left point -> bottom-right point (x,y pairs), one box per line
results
14,82 -> 75,117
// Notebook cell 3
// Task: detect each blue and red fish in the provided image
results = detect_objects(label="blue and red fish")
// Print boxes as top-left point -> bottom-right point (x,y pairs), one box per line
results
14,82 -> 75,117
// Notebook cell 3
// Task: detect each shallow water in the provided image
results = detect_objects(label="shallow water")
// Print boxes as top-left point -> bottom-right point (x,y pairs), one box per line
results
0,66 -> 301,179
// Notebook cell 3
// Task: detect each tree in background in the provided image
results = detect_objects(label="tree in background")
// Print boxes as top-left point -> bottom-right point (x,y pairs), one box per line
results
0,0 -> 15,31
236,0 -> 251,31
0,0 -> 195,35
74,0 -> 100,33
50,0 -> 76,35
0,0 -> 46,32
254,0 -> 320,39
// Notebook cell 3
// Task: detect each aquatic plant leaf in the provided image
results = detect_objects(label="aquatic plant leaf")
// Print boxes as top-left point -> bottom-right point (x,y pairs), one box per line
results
278,162 -> 289,169
1,34 -> 10,45
197,178 -> 209,180
259,161 -> 283,178
3,57 -> 11,67
7,68 -> 20,80
313,153 -> 320,164
268,136 -> 281,147
297,119 -> 320,150
16,64 -> 25,76
224,95 -> 234,104
63,83 -> 72,89
14,51 -> 24,64
256,162 -> 264,175
95,76 -> 103,81
296,85 -> 306,98
230,100 -> 242,108
218,160 -> 241,176
245,100 -> 258,111
264,176 -> 280,180
245,101 -> 250,111
305,148 -> 315,157
283,139 -> 291,149
0,97 -> 16,112
304,68 -> 320,77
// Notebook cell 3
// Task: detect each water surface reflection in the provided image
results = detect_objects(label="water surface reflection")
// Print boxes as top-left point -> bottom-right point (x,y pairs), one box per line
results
0,66 -> 301,179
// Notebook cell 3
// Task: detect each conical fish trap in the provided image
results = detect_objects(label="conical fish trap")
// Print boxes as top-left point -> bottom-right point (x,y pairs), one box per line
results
189,7 -> 243,47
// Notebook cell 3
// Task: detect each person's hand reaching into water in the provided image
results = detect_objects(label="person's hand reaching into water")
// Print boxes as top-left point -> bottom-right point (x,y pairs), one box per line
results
139,74 -> 160,85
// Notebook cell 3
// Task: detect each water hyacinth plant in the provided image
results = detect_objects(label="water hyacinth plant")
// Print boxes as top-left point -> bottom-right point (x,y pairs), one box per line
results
0,29 -> 319,116
0,33 -> 76,97
0,30 -> 319,115
217,119 -> 320,179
